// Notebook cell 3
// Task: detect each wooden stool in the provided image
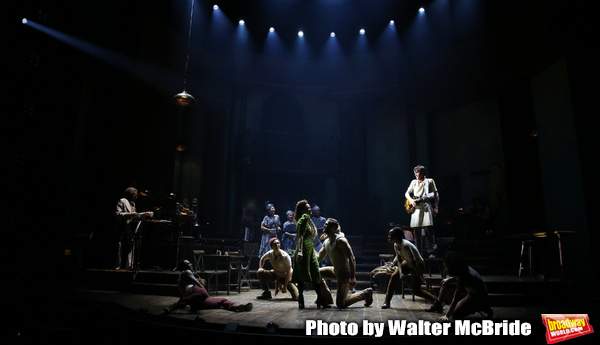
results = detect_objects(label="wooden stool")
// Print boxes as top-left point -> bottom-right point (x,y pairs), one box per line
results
176,236 -> 195,262
400,274 -> 416,301
229,254 -> 253,290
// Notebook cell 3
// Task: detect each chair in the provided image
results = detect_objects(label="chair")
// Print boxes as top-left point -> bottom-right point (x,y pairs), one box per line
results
199,270 -> 229,295
193,250 -> 205,272
194,250 -> 230,295
196,254 -> 228,295
425,257 -> 444,276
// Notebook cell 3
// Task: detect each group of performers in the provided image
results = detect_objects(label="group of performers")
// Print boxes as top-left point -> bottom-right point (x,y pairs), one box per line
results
117,165 -> 493,320
257,202 -> 327,258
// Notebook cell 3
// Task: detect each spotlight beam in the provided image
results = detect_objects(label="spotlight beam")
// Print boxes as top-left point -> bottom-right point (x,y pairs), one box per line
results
22,18 -> 174,94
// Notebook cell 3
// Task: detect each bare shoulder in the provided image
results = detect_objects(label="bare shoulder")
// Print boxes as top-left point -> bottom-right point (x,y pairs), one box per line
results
338,237 -> 353,249
181,269 -> 195,278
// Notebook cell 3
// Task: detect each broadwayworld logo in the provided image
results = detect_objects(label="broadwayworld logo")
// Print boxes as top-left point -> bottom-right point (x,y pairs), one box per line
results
542,314 -> 593,344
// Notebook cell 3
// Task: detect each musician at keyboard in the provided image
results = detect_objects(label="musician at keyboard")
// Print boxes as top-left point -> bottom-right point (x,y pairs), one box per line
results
115,187 -> 153,270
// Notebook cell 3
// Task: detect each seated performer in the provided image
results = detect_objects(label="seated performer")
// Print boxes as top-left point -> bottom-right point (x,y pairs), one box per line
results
428,251 -> 493,320
163,260 -> 253,313
318,218 -> 373,308
256,238 -> 299,300
382,227 -> 437,309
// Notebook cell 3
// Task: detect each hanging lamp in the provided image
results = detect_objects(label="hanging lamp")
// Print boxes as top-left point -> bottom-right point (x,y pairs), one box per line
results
173,0 -> 196,106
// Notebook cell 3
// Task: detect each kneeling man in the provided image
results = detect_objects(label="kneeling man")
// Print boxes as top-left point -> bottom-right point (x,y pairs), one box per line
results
256,238 -> 299,300
318,218 -> 373,308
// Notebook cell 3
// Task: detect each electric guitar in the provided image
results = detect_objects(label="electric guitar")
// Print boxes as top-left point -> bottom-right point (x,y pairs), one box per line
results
405,192 -> 435,214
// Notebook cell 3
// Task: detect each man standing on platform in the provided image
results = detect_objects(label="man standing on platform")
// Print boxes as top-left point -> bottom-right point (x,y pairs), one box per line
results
318,218 -> 373,308
405,165 -> 440,258
114,187 -> 152,270
256,238 -> 299,301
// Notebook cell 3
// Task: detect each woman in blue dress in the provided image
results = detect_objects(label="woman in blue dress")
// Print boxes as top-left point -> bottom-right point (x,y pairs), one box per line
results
281,210 -> 297,253
258,203 -> 281,258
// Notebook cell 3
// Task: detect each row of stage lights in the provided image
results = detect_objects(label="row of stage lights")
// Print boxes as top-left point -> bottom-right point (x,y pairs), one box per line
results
19,4 -> 426,108
212,5 -> 426,38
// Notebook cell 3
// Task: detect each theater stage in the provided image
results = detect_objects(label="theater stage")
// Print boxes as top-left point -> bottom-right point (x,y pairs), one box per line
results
11,270 -> 598,345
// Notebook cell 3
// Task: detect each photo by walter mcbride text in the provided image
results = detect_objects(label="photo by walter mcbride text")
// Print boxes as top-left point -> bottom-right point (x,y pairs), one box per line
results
306,319 -> 532,337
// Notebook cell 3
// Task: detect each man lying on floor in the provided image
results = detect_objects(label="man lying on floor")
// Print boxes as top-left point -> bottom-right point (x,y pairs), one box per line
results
163,259 -> 253,313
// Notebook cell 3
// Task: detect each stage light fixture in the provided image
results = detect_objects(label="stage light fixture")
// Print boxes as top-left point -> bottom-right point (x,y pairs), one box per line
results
22,18 -> 28,24
173,0 -> 196,106
359,28 -> 365,35
419,7 -> 425,14
389,20 -> 395,25
266,322 -> 280,334
298,31 -> 304,37
239,19 -> 245,26
269,27 -> 275,33
213,5 -> 219,10
330,32 -> 335,37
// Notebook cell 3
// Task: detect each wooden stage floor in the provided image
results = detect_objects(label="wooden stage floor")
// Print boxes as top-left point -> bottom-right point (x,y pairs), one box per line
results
114,288 -> 543,329
73,268 -> 600,341
11,282 -> 599,345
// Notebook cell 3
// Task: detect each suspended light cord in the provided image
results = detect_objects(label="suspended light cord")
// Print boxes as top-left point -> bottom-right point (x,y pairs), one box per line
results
182,0 -> 195,92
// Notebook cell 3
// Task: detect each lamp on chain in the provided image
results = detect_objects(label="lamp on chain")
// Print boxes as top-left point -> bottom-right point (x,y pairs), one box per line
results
173,0 -> 196,106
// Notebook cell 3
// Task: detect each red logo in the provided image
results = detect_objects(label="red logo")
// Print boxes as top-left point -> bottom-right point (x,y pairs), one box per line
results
542,314 -> 594,343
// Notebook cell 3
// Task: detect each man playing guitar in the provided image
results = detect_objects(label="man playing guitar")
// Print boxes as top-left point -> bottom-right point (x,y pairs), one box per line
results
404,165 -> 439,258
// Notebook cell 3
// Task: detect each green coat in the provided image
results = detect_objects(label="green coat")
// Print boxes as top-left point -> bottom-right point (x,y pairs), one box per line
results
291,214 -> 322,285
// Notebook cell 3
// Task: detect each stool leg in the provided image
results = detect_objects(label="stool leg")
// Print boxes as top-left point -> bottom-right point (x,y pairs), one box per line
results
213,274 -> 217,295
528,244 -> 533,276
401,279 -> 405,299
519,241 -> 525,277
